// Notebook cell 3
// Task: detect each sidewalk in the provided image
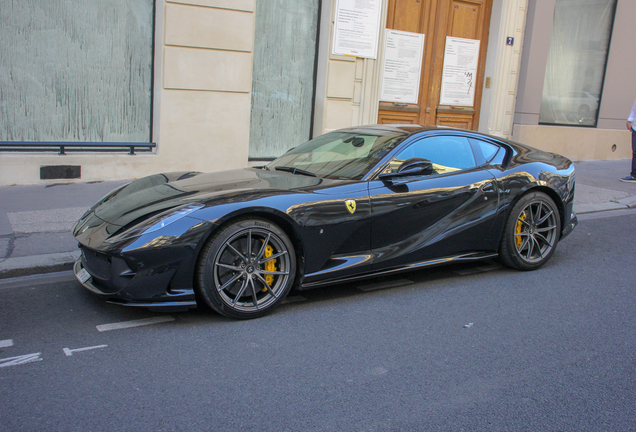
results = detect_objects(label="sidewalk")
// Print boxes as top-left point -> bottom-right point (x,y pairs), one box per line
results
1,159 -> 636,279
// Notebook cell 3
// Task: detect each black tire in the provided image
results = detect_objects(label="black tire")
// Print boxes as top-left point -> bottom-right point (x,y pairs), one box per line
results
196,218 -> 296,319
499,192 -> 561,271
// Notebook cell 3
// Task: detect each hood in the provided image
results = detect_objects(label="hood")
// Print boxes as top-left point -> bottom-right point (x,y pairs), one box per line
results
92,168 -> 325,226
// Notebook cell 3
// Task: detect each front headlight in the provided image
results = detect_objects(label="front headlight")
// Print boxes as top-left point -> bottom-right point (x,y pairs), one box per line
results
104,204 -> 204,243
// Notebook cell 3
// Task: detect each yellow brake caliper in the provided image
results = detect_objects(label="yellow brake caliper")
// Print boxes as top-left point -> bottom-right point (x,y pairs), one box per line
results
262,244 -> 276,292
515,212 -> 527,248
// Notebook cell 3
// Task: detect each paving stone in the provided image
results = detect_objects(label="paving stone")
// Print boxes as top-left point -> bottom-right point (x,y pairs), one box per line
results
617,195 -> 636,208
11,232 -> 78,258
0,237 -> 11,259
7,207 -> 87,234
574,184 -> 630,205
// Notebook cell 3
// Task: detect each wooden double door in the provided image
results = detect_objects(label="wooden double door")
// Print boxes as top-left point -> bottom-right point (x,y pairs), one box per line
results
378,0 -> 492,130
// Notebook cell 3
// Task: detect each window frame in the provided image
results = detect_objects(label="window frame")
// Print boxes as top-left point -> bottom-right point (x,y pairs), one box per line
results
537,0 -> 617,128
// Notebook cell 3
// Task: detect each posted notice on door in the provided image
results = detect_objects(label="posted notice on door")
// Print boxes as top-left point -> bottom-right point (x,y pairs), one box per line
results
380,29 -> 425,104
332,0 -> 382,59
439,37 -> 480,106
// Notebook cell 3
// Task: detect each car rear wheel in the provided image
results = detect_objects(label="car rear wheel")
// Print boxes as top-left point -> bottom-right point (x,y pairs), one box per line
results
499,192 -> 561,270
196,218 -> 296,319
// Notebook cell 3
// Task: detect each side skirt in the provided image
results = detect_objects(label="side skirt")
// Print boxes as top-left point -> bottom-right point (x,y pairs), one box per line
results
299,251 -> 499,290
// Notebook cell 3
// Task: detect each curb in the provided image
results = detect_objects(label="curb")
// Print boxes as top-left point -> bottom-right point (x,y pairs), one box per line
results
0,251 -> 80,279
574,195 -> 636,215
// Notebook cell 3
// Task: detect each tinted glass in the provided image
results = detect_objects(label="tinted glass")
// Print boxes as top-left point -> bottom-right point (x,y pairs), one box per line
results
387,136 -> 476,175
469,138 -> 500,165
268,131 -> 404,180
539,0 -> 616,127
249,1 -> 320,158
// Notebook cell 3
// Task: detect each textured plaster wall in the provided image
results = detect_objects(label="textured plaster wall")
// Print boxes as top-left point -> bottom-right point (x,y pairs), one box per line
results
249,1 -> 320,159
0,0 -> 153,142
0,0 -> 255,185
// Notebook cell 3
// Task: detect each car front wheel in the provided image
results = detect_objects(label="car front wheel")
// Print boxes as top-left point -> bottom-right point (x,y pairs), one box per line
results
196,218 -> 296,319
499,192 -> 561,270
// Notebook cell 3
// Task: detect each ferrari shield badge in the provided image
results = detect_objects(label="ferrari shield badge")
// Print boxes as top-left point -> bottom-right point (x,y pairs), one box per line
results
345,199 -> 356,214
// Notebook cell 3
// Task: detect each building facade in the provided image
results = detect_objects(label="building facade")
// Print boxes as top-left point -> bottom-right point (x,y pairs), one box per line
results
0,0 -> 632,185
512,0 -> 633,161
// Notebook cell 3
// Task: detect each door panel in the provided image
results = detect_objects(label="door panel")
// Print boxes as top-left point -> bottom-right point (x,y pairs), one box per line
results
291,182 -> 373,284
449,1 -> 482,39
378,109 -> 419,124
369,169 -> 499,269
389,0 -> 426,33
436,107 -> 474,129
379,0 -> 492,130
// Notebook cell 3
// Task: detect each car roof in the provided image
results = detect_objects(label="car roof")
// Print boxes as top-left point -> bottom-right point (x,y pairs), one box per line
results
339,124 -> 426,135
340,124 -> 527,149
339,124 -> 505,141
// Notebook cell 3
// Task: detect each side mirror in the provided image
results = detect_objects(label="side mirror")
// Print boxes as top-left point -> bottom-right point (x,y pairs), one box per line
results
379,158 -> 434,180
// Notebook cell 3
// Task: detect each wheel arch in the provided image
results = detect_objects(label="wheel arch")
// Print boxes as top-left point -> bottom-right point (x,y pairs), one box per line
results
505,185 -> 566,239
497,185 -> 564,270
193,208 -> 306,291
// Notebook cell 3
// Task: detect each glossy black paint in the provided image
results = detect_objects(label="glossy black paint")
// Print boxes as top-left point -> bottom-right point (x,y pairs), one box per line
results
72,125 -> 577,309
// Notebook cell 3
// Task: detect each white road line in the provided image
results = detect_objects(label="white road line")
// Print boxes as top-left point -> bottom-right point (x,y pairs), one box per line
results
63,345 -> 108,356
0,352 -> 43,368
0,339 -> 14,348
96,316 -> 175,332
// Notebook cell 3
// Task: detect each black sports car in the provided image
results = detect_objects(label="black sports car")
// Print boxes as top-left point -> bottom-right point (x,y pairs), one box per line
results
73,125 -> 577,319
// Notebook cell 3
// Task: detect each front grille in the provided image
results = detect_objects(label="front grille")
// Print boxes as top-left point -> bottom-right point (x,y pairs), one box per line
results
81,247 -> 111,280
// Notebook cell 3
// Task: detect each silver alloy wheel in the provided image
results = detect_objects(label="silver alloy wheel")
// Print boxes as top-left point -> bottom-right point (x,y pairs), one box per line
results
514,200 -> 558,264
212,227 -> 291,312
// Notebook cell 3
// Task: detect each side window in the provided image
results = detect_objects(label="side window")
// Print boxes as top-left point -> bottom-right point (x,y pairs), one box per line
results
388,136 -> 476,175
469,138 -> 500,166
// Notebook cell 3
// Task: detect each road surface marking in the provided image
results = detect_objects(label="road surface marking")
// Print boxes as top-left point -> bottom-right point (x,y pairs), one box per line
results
0,339 -> 14,348
96,316 -> 175,332
0,353 -> 43,368
63,345 -> 108,356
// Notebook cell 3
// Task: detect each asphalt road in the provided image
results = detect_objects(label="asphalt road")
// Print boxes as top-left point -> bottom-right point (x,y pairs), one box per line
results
1,211 -> 635,432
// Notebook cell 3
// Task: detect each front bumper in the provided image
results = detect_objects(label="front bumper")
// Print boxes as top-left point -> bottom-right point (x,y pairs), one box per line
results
560,196 -> 578,240
561,212 -> 578,240
74,251 -> 197,310
72,211 -> 213,310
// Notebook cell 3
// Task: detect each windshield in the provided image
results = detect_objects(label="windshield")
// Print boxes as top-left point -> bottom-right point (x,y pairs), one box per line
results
267,131 -> 405,180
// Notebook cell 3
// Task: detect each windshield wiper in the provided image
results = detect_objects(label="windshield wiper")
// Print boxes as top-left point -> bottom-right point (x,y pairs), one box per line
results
274,166 -> 317,177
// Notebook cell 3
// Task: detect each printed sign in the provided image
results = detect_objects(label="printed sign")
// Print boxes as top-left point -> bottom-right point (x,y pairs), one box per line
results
439,37 -> 481,106
380,29 -> 425,104
332,0 -> 382,59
